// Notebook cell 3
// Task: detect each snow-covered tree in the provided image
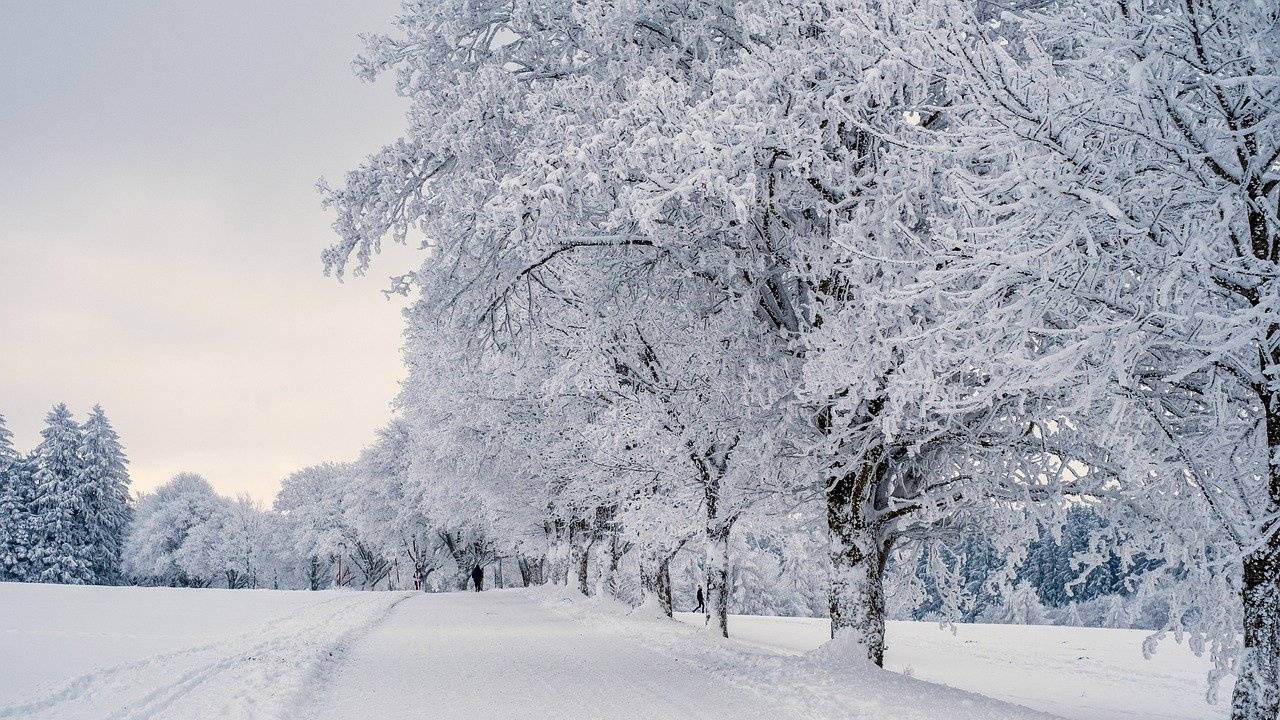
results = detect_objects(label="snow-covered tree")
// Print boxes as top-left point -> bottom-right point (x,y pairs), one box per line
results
899,1 -> 1280,715
179,494 -> 274,589
314,0 -> 1276,711
27,404 -> 93,584
123,472 -> 228,587
0,412 -> 15,486
337,0 -> 1071,655
1000,582 -> 1050,626
344,420 -> 438,591
0,413 -> 35,582
79,405 -> 132,584
274,462 -> 359,589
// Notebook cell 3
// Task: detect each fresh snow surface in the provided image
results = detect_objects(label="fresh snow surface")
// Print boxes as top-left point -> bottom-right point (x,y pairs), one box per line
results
0,582 -> 410,719
673,612 -> 1226,720
313,586 -> 1053,720
0,582 -> 1225,720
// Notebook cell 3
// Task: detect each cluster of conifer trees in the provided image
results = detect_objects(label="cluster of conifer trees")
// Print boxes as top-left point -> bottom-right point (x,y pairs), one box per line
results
911,508 -> 1160,626
0,405 -> 132,585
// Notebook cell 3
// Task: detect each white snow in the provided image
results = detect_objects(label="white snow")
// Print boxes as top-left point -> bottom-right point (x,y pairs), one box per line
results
0,582 -> 1228,720
673,612 -> 1226,720
0,582 -> 409,719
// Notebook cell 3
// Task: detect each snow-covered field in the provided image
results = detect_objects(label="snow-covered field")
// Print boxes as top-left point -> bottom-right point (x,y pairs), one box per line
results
0,582 -> 410,719
0,582 -> 1227,720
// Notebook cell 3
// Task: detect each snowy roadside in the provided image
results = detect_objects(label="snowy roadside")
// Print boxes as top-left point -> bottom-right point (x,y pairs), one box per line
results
526,587 -> 1060,720
0,584 -> 411,720
669,612 -> 1227,720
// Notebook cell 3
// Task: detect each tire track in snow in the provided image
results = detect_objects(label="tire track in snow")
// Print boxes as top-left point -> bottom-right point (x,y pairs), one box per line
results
0,593 -> 360,717
0,591 -> 411,720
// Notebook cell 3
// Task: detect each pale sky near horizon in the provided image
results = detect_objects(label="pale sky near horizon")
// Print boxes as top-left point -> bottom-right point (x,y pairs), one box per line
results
0,1 -> 423,502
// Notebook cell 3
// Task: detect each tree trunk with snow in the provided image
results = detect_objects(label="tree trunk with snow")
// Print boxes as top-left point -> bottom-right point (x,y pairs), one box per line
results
693,442 -> 737,638
545,517 -> 571,586
306,555 -> 325,591
826,460 -> 890,667
1232,402 -> 1280,720
595,533 -> 628,599
640,547 -> 673,617
592,505 -> 624,598
1232,543 -> 1280,720
657,555 -> 672,616
570,517 -> 591,595
1230,352 -> 1280,720
705,522 -> 731,638
575,546 -> 590,595
517,552 -> 544,587
333,553 -> 353,589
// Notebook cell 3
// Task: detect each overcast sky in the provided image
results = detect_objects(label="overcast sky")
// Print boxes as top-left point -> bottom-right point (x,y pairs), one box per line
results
0,1 -> 422,501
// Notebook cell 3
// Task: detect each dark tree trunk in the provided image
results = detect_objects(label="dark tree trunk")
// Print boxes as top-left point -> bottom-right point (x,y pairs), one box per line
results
691,440 -> 738,638
1232,377 -> 1280,720
1232,544 -> 1280,720
307,555 -> 325,591
352,542 -> 392,590
576,547 -> 590,595
826,460 -> 890,667
657,554 -> 673,617
517,552 -> 543,587
595,532 -> 628,598
640,547 -> 674,617
332,553 -> 354,588
569,516 -> 591,595
608,539 -> 625,594
1232,400 -> 1280,720
592,505 -> 624,598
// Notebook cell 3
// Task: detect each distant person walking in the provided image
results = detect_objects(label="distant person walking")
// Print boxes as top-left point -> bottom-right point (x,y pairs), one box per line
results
694,586 -> 706,613
471,565 -> 484,592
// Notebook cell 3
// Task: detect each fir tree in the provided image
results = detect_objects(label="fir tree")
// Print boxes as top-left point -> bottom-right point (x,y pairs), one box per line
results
80,405 -> 132,584
28,404 -> 93,584
0,413 -> 34,581
0,412 -> 15,472
0,456 -> 37,582
1002,582 -> 1050,626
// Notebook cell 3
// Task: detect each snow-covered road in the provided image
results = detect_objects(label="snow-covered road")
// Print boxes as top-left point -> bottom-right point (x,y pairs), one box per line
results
312,588 -> 1053,720
313,590 -> 798,719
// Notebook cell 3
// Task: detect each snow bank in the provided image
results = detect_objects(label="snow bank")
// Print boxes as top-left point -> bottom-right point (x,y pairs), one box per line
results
528,586 -> 1058,720
668,611 -> 1227,720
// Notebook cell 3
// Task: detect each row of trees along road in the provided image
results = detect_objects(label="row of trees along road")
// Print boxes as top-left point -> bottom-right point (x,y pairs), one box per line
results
316,1 -> 1279,718
0,407 -> 132,585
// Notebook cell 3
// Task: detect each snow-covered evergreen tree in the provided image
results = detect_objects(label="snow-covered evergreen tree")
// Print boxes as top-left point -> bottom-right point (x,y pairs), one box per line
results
1001,582 -> 1050,627
27,404 -> 93,584
0,412 -> 15,481
0,413 -> 36,581
79,405 -> 132,584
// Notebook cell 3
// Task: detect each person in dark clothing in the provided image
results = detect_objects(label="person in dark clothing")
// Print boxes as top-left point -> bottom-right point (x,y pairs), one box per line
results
471,565 -> 484,591
694,586 -> 706,613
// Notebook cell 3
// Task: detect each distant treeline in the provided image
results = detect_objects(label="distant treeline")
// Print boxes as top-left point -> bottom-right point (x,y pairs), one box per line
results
0,407 -> 1154,629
